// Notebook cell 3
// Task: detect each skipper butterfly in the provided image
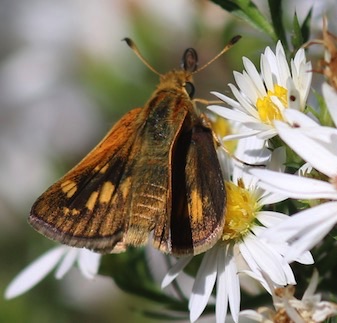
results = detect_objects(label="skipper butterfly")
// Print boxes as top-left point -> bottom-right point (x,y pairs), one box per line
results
29,36 -> 241,256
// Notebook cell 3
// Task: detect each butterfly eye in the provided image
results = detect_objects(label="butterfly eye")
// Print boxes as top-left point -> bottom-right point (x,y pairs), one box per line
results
185,81 -> 195,98
181,48 -> 198,73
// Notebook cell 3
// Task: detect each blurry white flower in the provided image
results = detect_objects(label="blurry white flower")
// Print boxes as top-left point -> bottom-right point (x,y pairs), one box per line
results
5,246 -> 101,299
240,270 -> 337,322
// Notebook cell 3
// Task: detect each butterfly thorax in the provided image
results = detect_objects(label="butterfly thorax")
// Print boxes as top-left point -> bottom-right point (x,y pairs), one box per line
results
157,70 -> 193,93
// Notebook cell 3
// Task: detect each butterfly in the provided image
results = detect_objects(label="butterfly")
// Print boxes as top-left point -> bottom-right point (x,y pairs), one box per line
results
29,36 -> 241,256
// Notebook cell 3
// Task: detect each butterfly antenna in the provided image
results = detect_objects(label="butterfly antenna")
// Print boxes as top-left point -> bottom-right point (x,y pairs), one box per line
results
123,38 -> 162,76
194,35 -> 241,74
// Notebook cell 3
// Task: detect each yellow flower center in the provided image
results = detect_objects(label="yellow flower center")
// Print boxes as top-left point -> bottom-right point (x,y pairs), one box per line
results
256,85 -> 288,124
222,180 -> 258,241
211,116 -> 237,153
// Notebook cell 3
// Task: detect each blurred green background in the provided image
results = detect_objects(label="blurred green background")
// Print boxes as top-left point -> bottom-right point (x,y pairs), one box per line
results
1,0 -> 336,322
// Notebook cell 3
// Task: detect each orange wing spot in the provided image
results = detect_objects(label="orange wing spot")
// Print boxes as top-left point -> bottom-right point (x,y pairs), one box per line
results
94,163 -> 109,174
86,191 -> 99,211
60,180 -> 78,198
63,207 -> 80,216
71,208 -> 80,216
120,177 -> 131,199
189,189 -> 203,222
99,181 -> 115,203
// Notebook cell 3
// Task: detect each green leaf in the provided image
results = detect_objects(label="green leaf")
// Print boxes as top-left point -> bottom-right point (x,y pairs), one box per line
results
301,7 -> 313,44
211,0 -> 276,41
291,12 -> 303,50
291,9 -> 313,52
268,0 -> 287,49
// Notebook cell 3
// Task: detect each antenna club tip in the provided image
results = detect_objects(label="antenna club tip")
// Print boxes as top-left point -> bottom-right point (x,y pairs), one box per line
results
122,37 -> 133,48
230,35 -> 242,45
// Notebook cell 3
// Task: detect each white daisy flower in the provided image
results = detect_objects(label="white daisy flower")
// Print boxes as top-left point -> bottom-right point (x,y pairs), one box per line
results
240,270 -> 337,322
162,138 -> 313,323
250,106 -> 337,261
208,41 -> 312,140
5,246 -> 101,299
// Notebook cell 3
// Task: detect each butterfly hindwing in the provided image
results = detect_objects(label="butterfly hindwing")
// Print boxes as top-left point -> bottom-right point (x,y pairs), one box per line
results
170,120 -> 225,255
152,113 -> 226,255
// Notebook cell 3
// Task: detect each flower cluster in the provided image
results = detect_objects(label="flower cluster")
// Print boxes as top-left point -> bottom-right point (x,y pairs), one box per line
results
162,22 -> 337,322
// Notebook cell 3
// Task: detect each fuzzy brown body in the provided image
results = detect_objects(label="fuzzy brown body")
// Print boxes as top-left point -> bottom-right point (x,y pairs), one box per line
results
29,68 -> 226,256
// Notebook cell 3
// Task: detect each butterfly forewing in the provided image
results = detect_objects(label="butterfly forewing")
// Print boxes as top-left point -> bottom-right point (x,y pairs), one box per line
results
30,108 -> 146,252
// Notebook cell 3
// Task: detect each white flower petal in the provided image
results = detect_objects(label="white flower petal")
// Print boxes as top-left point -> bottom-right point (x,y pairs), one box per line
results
285,204 -> 337,262
275,120 -> 337,177
251,169 -> 337,200
216,246 -> 229,323
229,84 -> 260,118
208,105 -> 259,124
239,309 -> 264,321
242,269 -> 272,294
189,248 -> 218,322
55,247 -> 79,279
275,41 -> 291,86
291,50 -> 312,108
234,70 -> 260,104
78,249 -> 101,279
260,52 -> 274,91
263,202 -> 337,262
302,270 -> 319,300
161,256 -> 192,288
211,91 -> 241,110
269,146 -> 286,172
257,211 -> 289,228
256,128 -> 278,140
240,236 -> 289,286
250,225 -> 266,237
312,301 -> 337,322
264,45 -> 277,64
222,130 -> 262,141
226,246 -> 240,323
242,57 -> 266,97
282,109 -> 318,127
258,190 -> 288,205
294,251 -> 314,265
302,127 -> 337,144
5,246 -> 67,299
234,135 -> 269,167
286,78 -> 301,110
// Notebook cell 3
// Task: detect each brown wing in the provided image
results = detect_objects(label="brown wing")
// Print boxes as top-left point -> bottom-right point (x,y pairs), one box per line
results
29,108 -> 147,253
153,119 -> 226,256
